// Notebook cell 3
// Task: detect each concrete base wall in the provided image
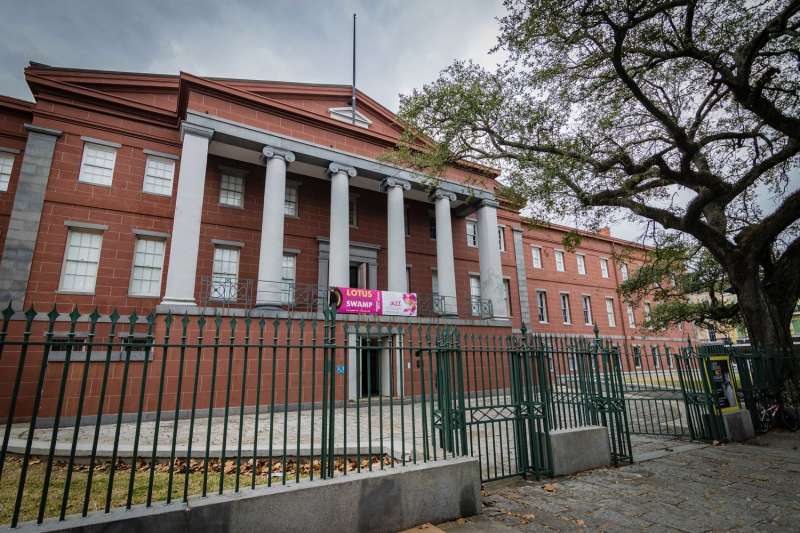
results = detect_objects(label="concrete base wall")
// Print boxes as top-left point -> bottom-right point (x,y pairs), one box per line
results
549,425 -> 611,476
723,409 -> 755,442
15,457 -> 480,533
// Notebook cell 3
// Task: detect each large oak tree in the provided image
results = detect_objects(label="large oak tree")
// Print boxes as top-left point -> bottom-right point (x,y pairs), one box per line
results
396,0 -> 800,363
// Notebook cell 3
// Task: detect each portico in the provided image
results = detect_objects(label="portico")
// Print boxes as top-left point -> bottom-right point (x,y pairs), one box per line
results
159,111 -> 507,319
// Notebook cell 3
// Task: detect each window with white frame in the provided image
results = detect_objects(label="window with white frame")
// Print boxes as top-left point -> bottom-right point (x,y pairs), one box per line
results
78,143 -> 117,186
284,184 -> 299,216
600,258 -> 610,278
605,298 -> 616,327
503,279 -> 511,316
466,221 -> 478,247
620,263 -> 629,281
281,254 -> 296,304
211,246 -> 240,300
431,269 -> 439,296
497,226 -> 506,252
469,275 -> 481,316
129,237 -> 165,296
554,250 -> 565,272
219,174 -> 244,207
349,197 -> 358,226
582,295 -> 592,325
652,345 -> 661,368
142,155 -> 175,196
665,346 -> 674,368
536,290 -> 548,323
560,293 -> 571,324
531,246 -> 542,269
60,230 -> 103,293
0,153 -> 13,192
627,304 -> 636,327
644,302 -> 652,326
576,254 -> 586,275
633,345 -> 642,368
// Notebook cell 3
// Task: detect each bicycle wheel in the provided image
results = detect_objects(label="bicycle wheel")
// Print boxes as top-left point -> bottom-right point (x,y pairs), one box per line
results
755,403 -> 771,433
781,408 -> 799,432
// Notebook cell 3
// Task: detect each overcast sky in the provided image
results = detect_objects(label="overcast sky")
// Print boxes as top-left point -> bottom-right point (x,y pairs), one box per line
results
1,1 -> 795,243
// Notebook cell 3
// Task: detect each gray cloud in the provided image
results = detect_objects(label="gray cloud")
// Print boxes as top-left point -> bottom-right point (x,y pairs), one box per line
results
0,0 -> 505,110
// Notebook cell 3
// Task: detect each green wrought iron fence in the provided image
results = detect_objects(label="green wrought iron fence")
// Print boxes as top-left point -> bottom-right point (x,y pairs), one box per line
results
0,304 -> 635,527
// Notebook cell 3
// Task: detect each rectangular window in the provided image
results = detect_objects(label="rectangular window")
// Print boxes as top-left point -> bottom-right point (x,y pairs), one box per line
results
652,345 -> 661,369
469,275 -> 481,316
633,345 -> 642,368
536,290 -> 548,323
560,293 -> 571,324
497,226 -> 506,252
284,185 -> 299,216
78,143 -> 117,186
620,263 -> 629,281
554,250 -> 565,272
503,279 -> 511,317
211,246 -> 240,301
281,254 -> 296,304
219,174 -> 244,207
349,197 -> 358,226
665,346 -> 674,368
406,266 -> 411,290
0,153 -> 13,191
466,221 -> 478,247
600,258 -> 609,278
431,269 -> 439,296
429,215 -> 437,239
142,155 -> 175,196
59,230 -> 103,293
582,295 -> 592,325
644,303 -> 652,327
531,246 -> 542,269
405,206 -> 411,237
576,254 -> 586,275
627,304 -> 636,327
605,298 -> 616,327
129,237 -> 165,297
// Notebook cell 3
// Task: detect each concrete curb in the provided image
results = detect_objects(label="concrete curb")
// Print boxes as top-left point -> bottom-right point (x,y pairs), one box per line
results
9,457 -> 481,533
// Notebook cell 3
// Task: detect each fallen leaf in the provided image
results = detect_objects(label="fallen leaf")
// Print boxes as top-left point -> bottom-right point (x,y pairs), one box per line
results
543,483 -> 557,493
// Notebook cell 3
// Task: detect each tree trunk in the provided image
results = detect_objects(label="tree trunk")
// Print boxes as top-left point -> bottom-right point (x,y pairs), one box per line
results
726,260 -> 798,388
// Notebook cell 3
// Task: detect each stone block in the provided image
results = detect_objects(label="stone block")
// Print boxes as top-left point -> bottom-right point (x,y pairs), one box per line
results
722,409 -> 755,442
549,425 -> 612,476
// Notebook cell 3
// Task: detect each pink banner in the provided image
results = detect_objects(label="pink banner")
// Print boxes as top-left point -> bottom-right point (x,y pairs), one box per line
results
332,287 -> 382,314
331,287 -> 417,316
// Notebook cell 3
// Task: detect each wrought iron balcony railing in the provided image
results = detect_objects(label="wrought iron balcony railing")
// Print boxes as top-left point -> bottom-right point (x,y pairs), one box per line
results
199,278 -> 495,319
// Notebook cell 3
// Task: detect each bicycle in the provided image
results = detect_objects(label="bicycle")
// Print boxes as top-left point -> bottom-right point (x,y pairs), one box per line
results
753,393 -> 799,433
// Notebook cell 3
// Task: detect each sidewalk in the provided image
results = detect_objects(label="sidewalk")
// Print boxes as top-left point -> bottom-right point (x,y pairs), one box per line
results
439,431 -> 800,532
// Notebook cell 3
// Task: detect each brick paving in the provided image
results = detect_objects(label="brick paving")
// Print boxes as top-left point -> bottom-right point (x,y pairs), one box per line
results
441,432 -> 800,532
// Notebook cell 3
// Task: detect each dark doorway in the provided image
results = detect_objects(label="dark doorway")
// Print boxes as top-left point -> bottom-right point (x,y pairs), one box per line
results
360,338 -> 381,397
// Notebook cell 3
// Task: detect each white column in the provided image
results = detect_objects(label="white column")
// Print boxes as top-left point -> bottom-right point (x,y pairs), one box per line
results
161,123 -> 213,306
477,200 -> 507,318
433,189 -> 458,316
381,177 -> 411,292
256,146 -> 295,306
328,162 -> 357,288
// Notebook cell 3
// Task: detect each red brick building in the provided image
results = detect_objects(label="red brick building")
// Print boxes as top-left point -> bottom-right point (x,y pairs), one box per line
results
0,63 -> 688,356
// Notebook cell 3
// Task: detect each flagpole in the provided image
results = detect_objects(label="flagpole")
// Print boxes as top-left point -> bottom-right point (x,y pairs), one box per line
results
352,13 -> 357,125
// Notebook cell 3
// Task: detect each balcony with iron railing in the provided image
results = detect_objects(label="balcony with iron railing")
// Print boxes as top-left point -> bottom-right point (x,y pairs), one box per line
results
199,277 -> 495,320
